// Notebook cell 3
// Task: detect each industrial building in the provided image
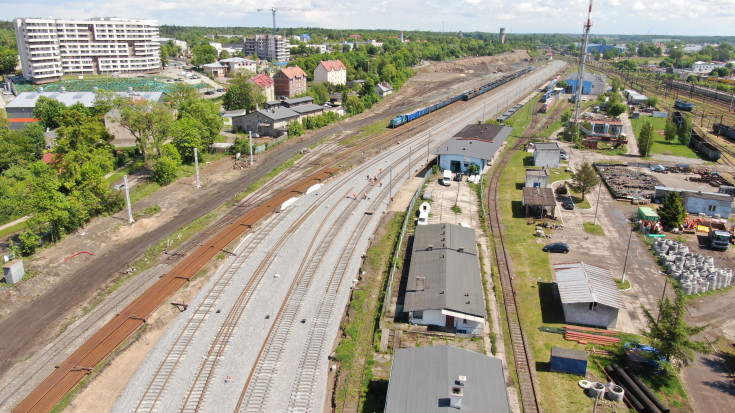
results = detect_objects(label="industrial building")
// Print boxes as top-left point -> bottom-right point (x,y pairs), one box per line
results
243,34 -> 289,63
533,142 -> 561,168
654,186 -> 733,218
554,262 -> 625,328
436,124 -> 512,173
384,345 -> 510,413
564,72 -> 607,96
403,224 -> 486,335
14,17 -> 161,84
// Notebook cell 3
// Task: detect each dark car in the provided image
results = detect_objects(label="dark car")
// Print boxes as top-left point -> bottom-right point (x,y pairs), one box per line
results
204,91 -> 215,95
216,88 -> 226,92
562,200 -> 574,210
542,243 -> 570,253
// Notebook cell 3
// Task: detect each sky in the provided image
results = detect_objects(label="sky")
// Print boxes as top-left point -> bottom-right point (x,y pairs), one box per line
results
4,0 -> 735,37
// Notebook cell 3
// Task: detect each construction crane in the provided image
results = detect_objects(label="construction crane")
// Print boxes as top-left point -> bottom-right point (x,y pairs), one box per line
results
573,0 -> 593,124
257,7 -> 312,35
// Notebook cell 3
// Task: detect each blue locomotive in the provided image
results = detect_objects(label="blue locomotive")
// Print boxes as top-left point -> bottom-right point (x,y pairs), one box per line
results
388,65 -> 535,128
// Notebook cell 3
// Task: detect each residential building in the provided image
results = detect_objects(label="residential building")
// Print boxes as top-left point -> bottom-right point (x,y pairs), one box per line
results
247,73 -> 275,102
533,142 -> 561,168
404,223 -> 486,335
436,124 -> 512,173
313,60 -> 347,85
14,17 -> 160,84
203,57 -> 257,77
554,262 -> 625,328
273,66 -> 307,98
384,345 -> 511,413
375,81 -> 393,97
6,90 -> 163,131
243,34 -> 289,62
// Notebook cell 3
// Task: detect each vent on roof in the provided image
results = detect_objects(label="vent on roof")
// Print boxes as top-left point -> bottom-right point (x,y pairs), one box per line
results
465,300 -> 470,304
458,247 -> 464,252
456,375 -> 467,386
464,292 -> 469,296
427,244 -> 433,250
449,385 -> 464,410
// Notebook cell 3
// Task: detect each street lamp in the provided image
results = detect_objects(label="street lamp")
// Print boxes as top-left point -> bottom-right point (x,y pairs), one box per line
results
620,221 -> 635,284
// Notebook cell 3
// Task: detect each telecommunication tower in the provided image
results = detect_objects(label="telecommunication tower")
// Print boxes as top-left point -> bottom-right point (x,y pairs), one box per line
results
573,0 -> 594,123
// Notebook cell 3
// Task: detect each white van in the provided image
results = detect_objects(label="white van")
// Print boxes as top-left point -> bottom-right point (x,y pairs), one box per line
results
442,170 -> 452,186
417,202 -> 431,226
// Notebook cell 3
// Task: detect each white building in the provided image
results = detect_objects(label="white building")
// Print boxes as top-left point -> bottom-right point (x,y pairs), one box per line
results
437,124 -> 512,173
243,34 -> 289,63
533,142 -> 561,168
14,17 -> 160,84
692,61 -> 726,74
313,60 -> 347,85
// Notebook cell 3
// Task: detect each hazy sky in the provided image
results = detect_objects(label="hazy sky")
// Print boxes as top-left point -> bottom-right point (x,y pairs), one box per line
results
5,0 -> 735,37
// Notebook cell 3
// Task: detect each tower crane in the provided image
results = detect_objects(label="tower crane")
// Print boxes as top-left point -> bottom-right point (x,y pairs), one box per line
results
573,0 -> 593,124
257,7 -> 312,35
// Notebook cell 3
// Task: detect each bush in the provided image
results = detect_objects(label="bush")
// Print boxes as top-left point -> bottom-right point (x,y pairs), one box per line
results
152,156 -> 179,186
18,230 -> 40,256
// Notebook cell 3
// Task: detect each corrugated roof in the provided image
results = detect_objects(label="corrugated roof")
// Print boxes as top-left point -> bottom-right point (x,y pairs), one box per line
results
522,187 -> 556,206
526,168 -> 549,177
404,224 -> 485,318
318,59 -> 347,72
385,345 -> 510,413
6,91 -> 163,109
554,262 -> 625,310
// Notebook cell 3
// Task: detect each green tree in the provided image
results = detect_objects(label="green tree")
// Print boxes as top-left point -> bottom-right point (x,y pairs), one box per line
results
115,100 -> 175,165
677,116 -> 692,145
288,120 -> 305,137
222,83 -> 265,111
33,96 -> 67,130
556,80 -> 568,89
664,119 -> 678,142
646,97 -> 658,107
637,121 -> 655,157
191,43 -> 218,66
711,67 -> 731,77
669,47 -> 684,68
176,97 -> 222,147
172,117 -> 206,163
307,83 -> 330,104
466,163 -> 480,175
0,48 -> 18,74
152,156 -> 179,186
560,110 -> 571,124
642,288 -> 710,372
344,95 -> 364,115
602,47 -> 621,60
219,50 -> 230,60
571,162 -> 600,201
657,192 -> 687,230
607,103 -> 627,119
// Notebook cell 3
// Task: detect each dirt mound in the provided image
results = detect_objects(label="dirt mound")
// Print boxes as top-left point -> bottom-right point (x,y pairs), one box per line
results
419,50 -> 531,75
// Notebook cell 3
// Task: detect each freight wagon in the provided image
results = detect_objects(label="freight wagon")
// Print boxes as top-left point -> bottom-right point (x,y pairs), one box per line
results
665,79 -> 735,107
688,128 -> 721,161
388,65 -> 535,128
713,123 -> 735,142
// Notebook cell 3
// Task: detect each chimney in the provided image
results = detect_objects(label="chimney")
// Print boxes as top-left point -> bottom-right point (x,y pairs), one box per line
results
449,385 -> 464,410
427,244 -> 433,250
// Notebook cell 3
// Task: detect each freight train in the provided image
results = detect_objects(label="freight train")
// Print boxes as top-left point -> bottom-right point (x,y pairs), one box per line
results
664,79 -> 735,106
714,122 -> 735,141
688,128 -> 721,161
388,65 -> 535,128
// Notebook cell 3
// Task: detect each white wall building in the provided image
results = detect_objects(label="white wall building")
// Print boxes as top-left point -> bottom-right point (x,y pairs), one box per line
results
243,34 -> 289,62
692,61 -> 726,73
313,60 -> 347,85
14,17 -> 160,84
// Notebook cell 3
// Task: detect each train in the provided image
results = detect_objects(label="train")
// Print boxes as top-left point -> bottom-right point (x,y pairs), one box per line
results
388,65 -> 535,128
714,122 -> 735,141
664,79 -> 735,106
674,99 -> 694,111
688,128 -> 721,161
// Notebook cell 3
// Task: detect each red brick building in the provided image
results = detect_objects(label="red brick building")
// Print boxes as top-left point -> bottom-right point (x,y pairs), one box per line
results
273,66 -> 307,98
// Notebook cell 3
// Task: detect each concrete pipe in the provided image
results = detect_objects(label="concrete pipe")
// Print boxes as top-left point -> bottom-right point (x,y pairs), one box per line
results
587,382 -> 605,398
606,384 -> 625,402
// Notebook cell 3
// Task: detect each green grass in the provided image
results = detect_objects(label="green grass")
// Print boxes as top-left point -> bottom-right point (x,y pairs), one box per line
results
0,219 -> 28,238
616,279 -> 631,290
451,204 -> 462,214
632,116 -> 698,159
583,222 -> 605,235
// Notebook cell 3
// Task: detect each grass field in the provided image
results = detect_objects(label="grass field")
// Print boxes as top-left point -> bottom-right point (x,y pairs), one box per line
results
632,114 -> 697,158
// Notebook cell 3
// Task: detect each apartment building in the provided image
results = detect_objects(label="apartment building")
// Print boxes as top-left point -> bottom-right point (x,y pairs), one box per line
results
243,34 -> 289,63
14,17 -> 160,84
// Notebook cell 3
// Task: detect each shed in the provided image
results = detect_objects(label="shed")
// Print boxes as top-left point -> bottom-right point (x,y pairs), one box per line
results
533,142 -> 560,168
550,347 -> 588,376
525,168 -> 550,188
3,259 -> 25,284
554,262 -> 625,328
638,207 -> 659,222
522,187 -> 556,219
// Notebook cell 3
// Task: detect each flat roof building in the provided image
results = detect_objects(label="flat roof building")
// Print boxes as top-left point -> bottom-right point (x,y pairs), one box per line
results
14,17 -> 160,84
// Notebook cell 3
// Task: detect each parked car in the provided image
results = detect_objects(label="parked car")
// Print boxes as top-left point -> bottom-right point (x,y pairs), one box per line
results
216,88 -> 226,92
560,152 -> 568,160
542,243 -> 570,253
204,91 -> 215,95
562,200 -> 574,210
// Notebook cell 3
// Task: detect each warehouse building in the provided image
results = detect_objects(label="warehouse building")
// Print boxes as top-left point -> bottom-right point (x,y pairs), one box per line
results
564,72 -> 607,96
533,142 -> 561,168
437,124 -> 511,173
654,186 -> 733,218
554,262 -> 624,328
384,345 -> 511,413
403,223 -> 486,335
14,17 -> 160,84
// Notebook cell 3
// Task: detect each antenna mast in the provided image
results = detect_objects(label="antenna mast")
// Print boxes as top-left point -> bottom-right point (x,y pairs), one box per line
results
573,0 -> 593,124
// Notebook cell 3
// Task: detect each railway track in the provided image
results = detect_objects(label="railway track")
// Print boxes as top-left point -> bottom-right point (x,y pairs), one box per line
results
486,137 -> 542,413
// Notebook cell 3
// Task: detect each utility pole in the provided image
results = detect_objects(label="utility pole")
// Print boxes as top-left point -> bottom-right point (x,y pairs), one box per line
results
593,180 -> 602,226
408,145 -> 412,179
194,148 -> 200,188
573,0 -> 594,124
123,175 -> 134,224
249,131 -> 253,165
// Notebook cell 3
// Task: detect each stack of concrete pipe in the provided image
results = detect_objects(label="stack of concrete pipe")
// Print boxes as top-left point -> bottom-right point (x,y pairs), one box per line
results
604,364 -> 670,413
653,239 -> 733,295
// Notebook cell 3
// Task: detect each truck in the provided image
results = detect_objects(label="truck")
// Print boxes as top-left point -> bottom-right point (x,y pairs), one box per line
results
708,221 -> 731,250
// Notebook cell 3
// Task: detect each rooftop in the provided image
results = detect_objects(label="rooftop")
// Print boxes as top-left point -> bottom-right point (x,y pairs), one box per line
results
454,124 -> 512,142
436,124 -> 511,161
534,142 -> 560,151
318,59 -> 347,72
6,91 -> 164,109
522,187 -> 556,206
290,103 -> 325,114
404,224 -> 485,319
385,345 -> 510,413
554,262 -> 625,310
277,66 -> 307,79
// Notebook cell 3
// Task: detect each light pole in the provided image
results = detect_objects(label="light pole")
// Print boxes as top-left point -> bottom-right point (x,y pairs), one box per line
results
593,180 -> 603,226
621,222 -> 635,283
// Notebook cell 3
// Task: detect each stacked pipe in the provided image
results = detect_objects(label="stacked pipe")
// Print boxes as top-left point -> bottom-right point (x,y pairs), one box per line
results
653,239 -> 734,295
624,367 -> 671,413
607,364 -> 667,413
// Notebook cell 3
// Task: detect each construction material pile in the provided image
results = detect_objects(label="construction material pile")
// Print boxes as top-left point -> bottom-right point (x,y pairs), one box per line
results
596,164 -> 662,200
540,325 -> 620,345
654,239 -> 734,294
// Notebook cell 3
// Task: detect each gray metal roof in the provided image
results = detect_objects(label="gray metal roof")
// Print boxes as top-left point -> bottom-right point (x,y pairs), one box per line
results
385,345 -> 510,413
551,346 -> 587,361
290,103 -> 324,114
253,107 -> 299,121
436,124 -> 511,161
526,168 -> 549,177
223,109 -> 247,117
554,262 -> 625,310
534,142 -> 560,151
283,96 -> 314,106
404,224 -> 485,318
6,91 -> 164,109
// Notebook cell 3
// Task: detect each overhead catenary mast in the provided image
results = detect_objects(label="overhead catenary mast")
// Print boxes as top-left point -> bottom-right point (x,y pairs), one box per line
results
573,0 -> 594,123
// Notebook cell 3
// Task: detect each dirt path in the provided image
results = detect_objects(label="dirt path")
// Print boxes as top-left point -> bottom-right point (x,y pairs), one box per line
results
0,51 -> 533,410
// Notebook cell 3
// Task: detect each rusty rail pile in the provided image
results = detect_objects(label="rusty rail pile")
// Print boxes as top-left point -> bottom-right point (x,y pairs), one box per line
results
13,168 -> 339,413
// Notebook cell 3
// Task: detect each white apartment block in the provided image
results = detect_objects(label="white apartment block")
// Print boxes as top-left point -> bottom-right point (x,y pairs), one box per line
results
243,34 -> 289,63
15,17 -> 161,84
